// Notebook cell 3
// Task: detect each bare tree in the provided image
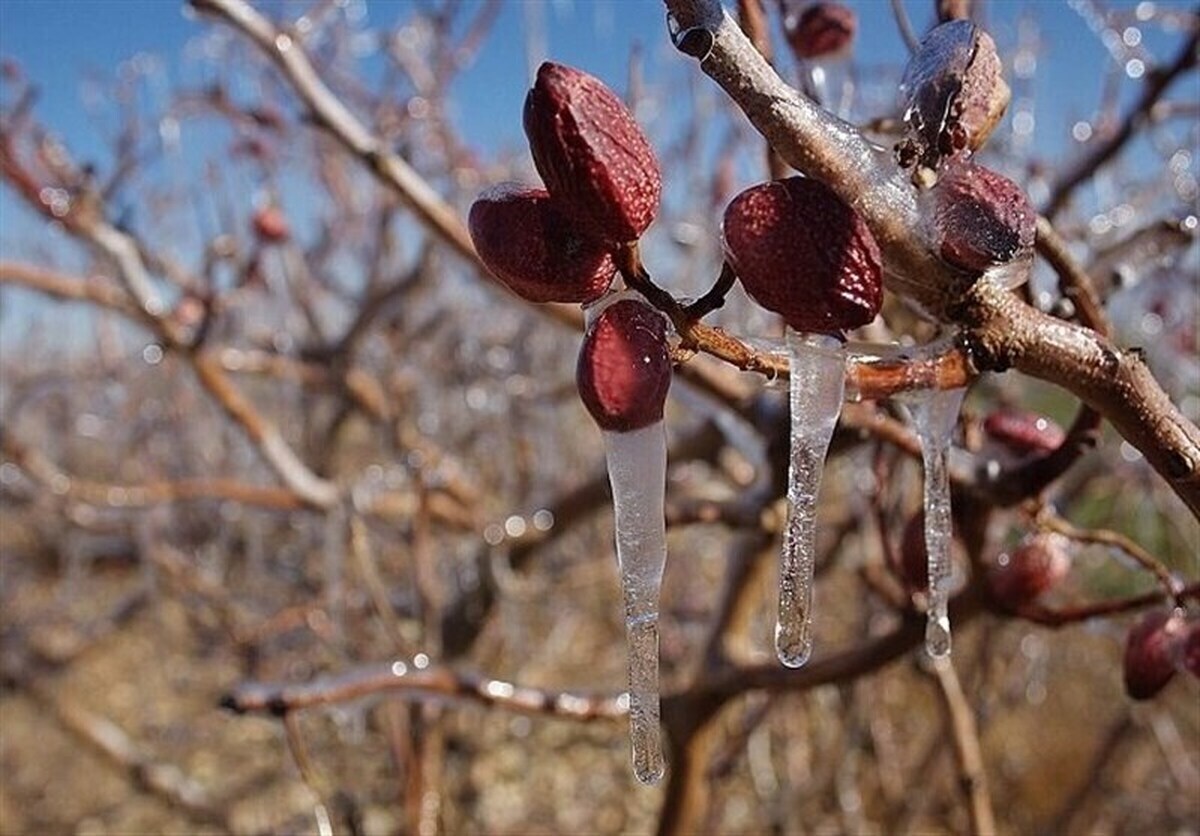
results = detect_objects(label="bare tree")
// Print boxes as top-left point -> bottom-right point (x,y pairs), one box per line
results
1,1 -> 1197,833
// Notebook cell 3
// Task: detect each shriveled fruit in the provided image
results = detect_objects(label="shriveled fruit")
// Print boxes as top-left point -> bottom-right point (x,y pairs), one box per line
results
783,2 -> 857,61
897,20 -> 1010,176
930,161 -> 1035,274
983,410 -> 1066,455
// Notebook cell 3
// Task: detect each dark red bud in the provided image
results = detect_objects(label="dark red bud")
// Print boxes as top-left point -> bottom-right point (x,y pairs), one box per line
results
577,299 -> 672,433
784,2 -> 857,61
987,533 -> 1072,611
524,62 -> 661,246
1124,610 -> 1181,700
722,176 -> 882,333
252,206 -> 290,243
932,162 -> 1035,274
983,410 -> 1067,455
468,185 -> 616,304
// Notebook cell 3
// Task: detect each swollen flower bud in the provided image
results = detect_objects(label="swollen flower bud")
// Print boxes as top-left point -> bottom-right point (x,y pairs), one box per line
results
524,62 -> 661,246
987,533 -> 1071,611
468,185 -> 616,304
930,161 -> 1035,276
722,177 -> 882,334
783,2 -> 857,61
577,299 -> 672,433
1123,609 -> 1182,700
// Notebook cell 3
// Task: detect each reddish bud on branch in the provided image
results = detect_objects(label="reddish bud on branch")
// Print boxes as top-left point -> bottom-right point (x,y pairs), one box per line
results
930,161 -> 1035,275
577,299 -> 672,433
1123,609 -> 1182,700
252,206 -> 290,243
722,176 -> 882,333
524,62 -> 662,246
987,533 -> 1072,611
983,410 -> 1067,455
468,185 -> 616,304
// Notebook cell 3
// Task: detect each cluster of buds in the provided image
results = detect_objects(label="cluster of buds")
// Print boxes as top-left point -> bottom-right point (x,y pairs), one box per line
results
892,20 -> 1033,284
469,62 -> 661,305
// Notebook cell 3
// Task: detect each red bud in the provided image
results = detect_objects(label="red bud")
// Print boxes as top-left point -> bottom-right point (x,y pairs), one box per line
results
252,206 -> 290,243
931,162 -> 1035,274
722,176 -> 882,333
577,299 -> 672,433
468,185 -> 616,304
1124,610 -> 1182,700
983,410 -> 1066,455
784,2 -> 857,61
987,533 -> 1072,611
524,62 -> 661,246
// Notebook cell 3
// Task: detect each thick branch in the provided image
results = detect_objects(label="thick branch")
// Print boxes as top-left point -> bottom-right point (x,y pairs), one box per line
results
959,280 -> 1200,517
662,0 -> 1200,518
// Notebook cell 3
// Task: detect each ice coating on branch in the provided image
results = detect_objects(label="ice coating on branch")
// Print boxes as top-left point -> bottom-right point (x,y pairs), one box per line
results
577,295 -> 671,783
468,184 -> 617,304
776,331 -> 845,667
903,385 -> 966,657
602,423 -> 668,784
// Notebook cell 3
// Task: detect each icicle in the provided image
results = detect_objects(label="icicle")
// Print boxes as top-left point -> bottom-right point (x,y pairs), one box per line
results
776,330 -> 846,668
602,422 -> 667,785
903,386 -> 966,658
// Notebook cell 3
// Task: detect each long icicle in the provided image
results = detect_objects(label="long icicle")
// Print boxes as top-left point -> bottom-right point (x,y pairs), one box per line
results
602,422 -> 668,784
906,386 -> 966,657
776,330 -> 846,668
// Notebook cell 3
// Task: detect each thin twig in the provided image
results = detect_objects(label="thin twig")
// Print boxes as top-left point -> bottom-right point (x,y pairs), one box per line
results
1035,512 -> 1185,603
1044,19 -> 1200,218
930,657 -> 996,836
